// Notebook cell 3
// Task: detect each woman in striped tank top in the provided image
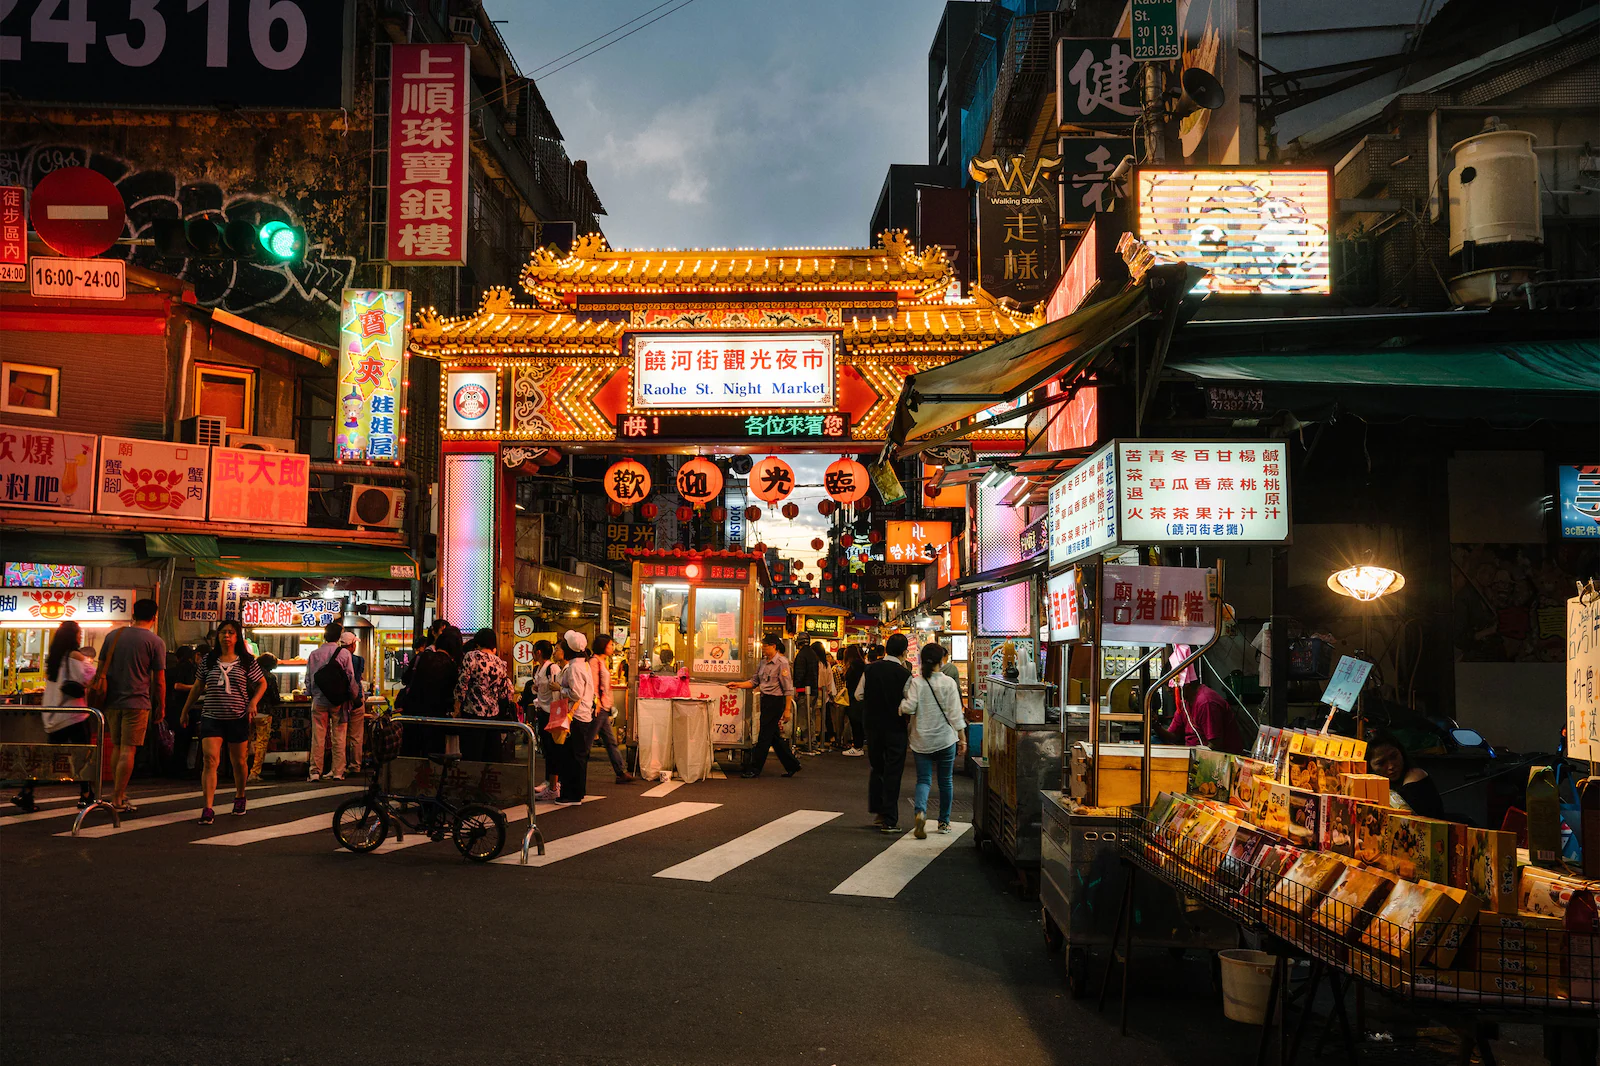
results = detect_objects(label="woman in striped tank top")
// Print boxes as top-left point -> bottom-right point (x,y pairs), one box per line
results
180,619 -> 267,825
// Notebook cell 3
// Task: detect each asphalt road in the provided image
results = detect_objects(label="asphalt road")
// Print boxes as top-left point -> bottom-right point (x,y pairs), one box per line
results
0,751 -> 1553,1066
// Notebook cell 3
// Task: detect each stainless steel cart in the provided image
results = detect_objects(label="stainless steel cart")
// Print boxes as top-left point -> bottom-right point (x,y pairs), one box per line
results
981,678 -> 1062,894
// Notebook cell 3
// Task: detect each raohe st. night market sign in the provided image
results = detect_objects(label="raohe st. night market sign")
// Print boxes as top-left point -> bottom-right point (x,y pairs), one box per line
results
629,332 -> 836,410
1048,439 -> 1291,566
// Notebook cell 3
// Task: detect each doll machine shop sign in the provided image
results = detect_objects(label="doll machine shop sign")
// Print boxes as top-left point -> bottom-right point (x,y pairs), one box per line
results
630,333 -> 836,410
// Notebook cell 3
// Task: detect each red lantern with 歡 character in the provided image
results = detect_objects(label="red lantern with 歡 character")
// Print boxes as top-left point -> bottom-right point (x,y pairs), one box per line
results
745,505 -> 762,522
782,502 -> 799,520
604,459 -> 652,506
640,502 -> 658,520
824,458 -> 869,504
676,457 -> 723,508
749,456 -> 796,503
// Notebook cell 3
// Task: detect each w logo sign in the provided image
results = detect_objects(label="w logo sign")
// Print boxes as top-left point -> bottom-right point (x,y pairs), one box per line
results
968,155 -> 1063,196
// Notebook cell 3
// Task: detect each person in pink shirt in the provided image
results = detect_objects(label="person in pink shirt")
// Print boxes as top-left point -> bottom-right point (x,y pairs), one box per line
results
1166,678 -> 1244,754
588,634 -> 634,784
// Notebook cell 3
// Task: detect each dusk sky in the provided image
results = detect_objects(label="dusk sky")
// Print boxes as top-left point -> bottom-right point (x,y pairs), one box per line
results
504,0 -> 939,250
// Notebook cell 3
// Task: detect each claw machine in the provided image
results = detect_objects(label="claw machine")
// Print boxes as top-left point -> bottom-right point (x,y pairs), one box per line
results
625,549 -> 769,780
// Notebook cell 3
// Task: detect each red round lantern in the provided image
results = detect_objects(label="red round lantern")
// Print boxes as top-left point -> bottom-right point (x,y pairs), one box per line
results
744,504 -> 762,523
754,542 -> 768,554
824,458 -> 870,504
857,495 -> 872,511
817,558 -> 827,568
710,506 -> 727,523
782,502 -> 800,520
851,582 -> 859,590
640,502 -> 659,520
607,500 -> 624,518
676,457 -> 723,509
868,529 -> 882,544
811,538 -> 824,551
604,459 -> 652,506
675,505 -> 694,523
817,499 -> 836,517
839,533 -> 854,548
749,456 -> 796,503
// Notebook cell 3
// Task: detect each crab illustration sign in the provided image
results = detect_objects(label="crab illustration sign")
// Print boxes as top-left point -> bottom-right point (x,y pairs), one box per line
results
0,588 -> 134,624
95,436 -> 208,522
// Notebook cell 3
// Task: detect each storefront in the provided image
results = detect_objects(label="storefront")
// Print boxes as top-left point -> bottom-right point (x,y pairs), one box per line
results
0,584 -> 138,699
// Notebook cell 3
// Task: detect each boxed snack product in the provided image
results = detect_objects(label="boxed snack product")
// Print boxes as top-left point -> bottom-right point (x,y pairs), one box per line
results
1285,786 -> 1321,849
1320,794 -> 1358,856
1268,851 -> 1347,917
1466,828 -> 1519,914
1250,776 -> 1275,828
1189,747 -> 1233,801
1229,757 -> 1270,811
1354,802 -> 1391,865
1219,826 -> 1267,891
1287,752 -> 1318,791
1361,879 -> 1457,959
1381,814 -> 1450,883
1148,791 -> 1179,827
1197,816 -> 1241,874
1474,944 -> 1565,975
1571,933 -> 1597,1002
1341,773 -> 1389,803
1517,866 -> 1600,920
1244,845 -> 1302,907
1417,882 -> 1481,968
1479,972 -> 1569,998
1263,781 -> 1292,837
1314,757 -> 1344,795
1352,948 -> 1406,990
1313,864 -> 1395,941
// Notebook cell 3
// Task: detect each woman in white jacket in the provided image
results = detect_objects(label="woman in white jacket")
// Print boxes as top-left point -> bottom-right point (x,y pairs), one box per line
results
899,642 -> 966,838
12,621 -> 97,811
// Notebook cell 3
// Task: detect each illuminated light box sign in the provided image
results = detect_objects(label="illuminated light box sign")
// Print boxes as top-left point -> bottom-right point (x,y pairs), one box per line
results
1047,438 -> 1290,566
1135,169 -> 1331,295
1101,564 -> 1215,645
240,598 -> 342,629
1046,569 -> 1081,642
616,412 -> 850,443
629,333 -> 836,410
637,562 -> 749,582
0,424 -> 97,512
445,370 -> 499,431
337,289 -> 409,462
885,521 -> 953,564
1559,466 -> 1600,539
3,562 -> 84,588
0,588 -> 133,624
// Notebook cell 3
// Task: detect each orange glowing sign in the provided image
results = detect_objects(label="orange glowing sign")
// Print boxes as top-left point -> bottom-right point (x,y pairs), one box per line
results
885,520 -> 952,564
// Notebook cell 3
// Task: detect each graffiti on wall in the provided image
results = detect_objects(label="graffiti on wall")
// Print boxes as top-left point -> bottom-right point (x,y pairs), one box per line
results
0,143 -> 357,322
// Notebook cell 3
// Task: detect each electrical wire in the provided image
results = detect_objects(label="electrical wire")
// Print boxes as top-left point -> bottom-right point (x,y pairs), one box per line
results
537,0 -> 701,82
525,0 -> 683,76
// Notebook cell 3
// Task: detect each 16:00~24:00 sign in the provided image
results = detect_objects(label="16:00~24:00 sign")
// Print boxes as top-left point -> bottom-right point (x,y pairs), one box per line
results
29,257 -> 125,299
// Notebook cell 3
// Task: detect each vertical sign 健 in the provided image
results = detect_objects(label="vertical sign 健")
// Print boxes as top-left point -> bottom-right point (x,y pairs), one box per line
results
1568,593 -> 1598,763
337,289 -> 410,461
386,44 -> 470,266
1129,0 -> 1180,61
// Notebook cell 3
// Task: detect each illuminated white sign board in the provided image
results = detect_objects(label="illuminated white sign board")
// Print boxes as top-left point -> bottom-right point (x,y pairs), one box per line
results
1047,438 -> 1291,566
1046,569 -> 1081,642
1135,169 -> 1331,295
631,332 -> 836,410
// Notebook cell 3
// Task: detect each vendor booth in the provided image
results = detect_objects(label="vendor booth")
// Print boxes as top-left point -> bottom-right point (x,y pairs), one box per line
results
0,586 -> 137,700
627,548 -> 769,782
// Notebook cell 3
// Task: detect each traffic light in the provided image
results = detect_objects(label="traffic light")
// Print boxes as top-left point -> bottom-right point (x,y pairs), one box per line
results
151,217 -> 305,264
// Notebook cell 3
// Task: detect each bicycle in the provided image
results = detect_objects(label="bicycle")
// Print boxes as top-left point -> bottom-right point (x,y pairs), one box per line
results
332,752 -> 507,862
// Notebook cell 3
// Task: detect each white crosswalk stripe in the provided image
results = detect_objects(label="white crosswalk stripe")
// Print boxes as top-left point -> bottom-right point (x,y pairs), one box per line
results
195,811 -> 331,846
830,822 -> 972,898
497,800 -> 720,867
654,809 -> 840,882
61,786 -> 360,838
1,782 -> 290,826
640,778 -> 682,798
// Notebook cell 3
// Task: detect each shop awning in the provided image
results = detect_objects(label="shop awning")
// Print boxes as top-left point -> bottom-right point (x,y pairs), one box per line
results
882,263 -> 1203,459
1167,339 -> 1599,392
194,540 -> 418,580
143,533 -> 219,559
0,533 -> 150,568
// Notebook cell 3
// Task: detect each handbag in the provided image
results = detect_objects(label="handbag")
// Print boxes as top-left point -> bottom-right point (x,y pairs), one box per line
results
86,629 -> 122,710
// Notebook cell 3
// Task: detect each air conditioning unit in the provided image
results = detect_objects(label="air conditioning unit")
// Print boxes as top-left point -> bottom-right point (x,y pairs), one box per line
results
348,484 -> 407,529
225,431 -> 296,452
448,15 -> 482,44
177,415 -> 227,447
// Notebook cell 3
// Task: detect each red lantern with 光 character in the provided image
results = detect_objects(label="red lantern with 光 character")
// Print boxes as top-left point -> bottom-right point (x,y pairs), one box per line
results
749,456 -> 796,503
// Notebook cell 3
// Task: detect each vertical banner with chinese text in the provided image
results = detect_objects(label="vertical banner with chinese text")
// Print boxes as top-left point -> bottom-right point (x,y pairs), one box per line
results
970,153 -> 1061,306
0,187 -> 25,283
386,44 -> 470,265
337,289 -> 409,461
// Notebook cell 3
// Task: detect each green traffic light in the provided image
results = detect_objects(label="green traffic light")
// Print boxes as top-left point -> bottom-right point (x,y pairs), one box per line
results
258,220 -> 302,262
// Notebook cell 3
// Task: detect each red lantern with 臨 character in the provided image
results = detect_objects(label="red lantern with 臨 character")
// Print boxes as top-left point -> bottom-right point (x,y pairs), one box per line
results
823,457 -> 869,504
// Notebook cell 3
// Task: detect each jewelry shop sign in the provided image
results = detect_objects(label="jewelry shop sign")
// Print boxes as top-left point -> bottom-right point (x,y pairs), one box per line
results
629,332 -> 836,410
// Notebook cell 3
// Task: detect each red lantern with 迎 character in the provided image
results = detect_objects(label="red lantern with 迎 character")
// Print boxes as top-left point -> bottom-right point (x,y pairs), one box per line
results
745,505 -> 762,522
782,502 -> 799,520
823,457 -> 869,504
749,456 -> 795,503
603,459 -> 652,506
676,457 -> 723,509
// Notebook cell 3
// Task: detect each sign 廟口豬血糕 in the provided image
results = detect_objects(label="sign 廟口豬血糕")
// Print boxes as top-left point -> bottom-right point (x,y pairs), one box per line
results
0,424 -> 97,513
1048,441 -> 1118,566
445,370 -> 499,431
337,290 -> 409,462
1100,564 -> 1215,645
0,588 -> 133,624
208,448 -> 310,527
240,599 -> 342,629
96,436 -> 208,522
387,45 -> 471,266
629,333 -> 836,410
1129,0 -> 1180,61
1117,441 -> 1289,544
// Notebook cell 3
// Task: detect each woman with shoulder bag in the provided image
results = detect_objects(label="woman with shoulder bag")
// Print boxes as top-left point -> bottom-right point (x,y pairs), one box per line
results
899,642 -> 966,839
12,621 -> 97,812
453,628 -> 516,763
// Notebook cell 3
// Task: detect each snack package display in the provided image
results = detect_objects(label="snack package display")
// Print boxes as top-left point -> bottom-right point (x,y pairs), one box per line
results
1320,794 -> 1358,856
1267,851 -> 1348,939
1361,880 -> 1457,960
1341,773 -> 1389,803
1219,826 -> 1267,891
1189,748 -> 1233,801
1287,752 -> 1318,791
1313,865 -> 1395,941
1381,814 -> 1450,883
1466,828 -> 1519,914
1244,845 -> 1302,907
1354,802 -> 1391,865
1229,757 -> 1270,811
1286,786 -> 1321,849
1314,756 -> 1344,795
1263,782 -> 1292,837
1517,865 -> 1600,920
1250,776 -> 1276,828
1417,882 -> 1481,968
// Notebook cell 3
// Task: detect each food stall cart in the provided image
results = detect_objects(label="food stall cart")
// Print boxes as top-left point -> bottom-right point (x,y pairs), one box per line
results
626,549 -> 769,780
0,587 -> 137,700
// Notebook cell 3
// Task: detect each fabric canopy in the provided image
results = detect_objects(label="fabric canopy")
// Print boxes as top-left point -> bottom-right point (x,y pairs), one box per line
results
1167,339 -> 1599,392
194,540 -> 417,580
143,533 -> 219,559
0,533 -> 150,568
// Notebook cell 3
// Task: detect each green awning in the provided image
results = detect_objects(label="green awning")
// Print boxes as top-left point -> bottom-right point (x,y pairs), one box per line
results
0,533 -> 150,568
1168,339 -> 1599,392
194,540 -> 417,580
143,534 -> 219,559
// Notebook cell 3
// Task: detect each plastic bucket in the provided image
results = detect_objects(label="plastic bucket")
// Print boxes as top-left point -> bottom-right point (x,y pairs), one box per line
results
1218,949 -> 1277,1025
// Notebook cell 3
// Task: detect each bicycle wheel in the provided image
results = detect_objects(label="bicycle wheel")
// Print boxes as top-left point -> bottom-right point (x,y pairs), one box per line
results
333,797 -> 388,853
451,803 -> 506,862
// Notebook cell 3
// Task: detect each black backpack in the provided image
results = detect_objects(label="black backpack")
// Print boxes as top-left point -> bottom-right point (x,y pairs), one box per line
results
313,647 -> 353,705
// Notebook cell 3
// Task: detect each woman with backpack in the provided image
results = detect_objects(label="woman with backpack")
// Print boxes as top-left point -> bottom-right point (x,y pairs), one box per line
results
11,621 -> 97,812
180,618 -> 267,824
899,642 -> 966,839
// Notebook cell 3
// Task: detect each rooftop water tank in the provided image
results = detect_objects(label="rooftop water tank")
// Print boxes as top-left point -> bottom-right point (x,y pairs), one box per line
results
1446,127 -> 1542,305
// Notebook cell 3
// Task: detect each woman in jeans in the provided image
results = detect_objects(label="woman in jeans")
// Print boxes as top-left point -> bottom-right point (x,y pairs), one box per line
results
454,627 -> 516,762
554,631 -> 597,803
12,621 -> 97,812
180,618 -> 267,825
588,634 -> 634,784
840,644 -> 866,756
899,642 -> 966,839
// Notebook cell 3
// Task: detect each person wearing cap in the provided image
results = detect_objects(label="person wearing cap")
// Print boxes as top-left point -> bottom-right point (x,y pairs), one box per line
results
730,633 -> 801,779
339,630 -> 369,775
554,631 -> 598,802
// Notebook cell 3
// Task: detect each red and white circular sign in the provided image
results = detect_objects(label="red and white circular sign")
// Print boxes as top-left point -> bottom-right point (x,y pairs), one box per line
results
30,168 -> 126,258
512,640 -> 535,665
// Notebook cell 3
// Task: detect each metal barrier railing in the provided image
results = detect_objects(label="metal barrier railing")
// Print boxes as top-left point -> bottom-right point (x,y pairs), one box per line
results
391,715 -> 545,862
0,705 -> 119,835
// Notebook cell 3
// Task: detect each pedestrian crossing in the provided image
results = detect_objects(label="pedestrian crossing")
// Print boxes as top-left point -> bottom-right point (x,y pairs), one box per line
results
9,777 -> 976,899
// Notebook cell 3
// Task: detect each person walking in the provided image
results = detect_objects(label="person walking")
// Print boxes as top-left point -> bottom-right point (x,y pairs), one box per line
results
589,634 -> 634,784
840,644 -> 866,756
400,625 -> 461,756
339,631 -> 369,775
454,628 -> 516,763
305,621 -> 357,781
901,643 -> 966,838
811,642 -> 838,749
554,632 -> 598,803
12,621 -> 97,812
98,598 -> 166,814
732,633 -> 801,779
861,632 -> 913,832
523,640 -> 561,795
179,619 -> 267,824
790,638 -> 819,751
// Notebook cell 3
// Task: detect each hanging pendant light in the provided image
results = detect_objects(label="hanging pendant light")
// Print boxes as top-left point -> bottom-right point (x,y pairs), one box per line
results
1327,564 -> 1405,601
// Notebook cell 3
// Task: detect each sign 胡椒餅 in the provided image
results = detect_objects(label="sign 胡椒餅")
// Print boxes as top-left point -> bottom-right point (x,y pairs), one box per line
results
630,333 -> 836,410
387,44 -> 471,266
1019,515 -> 1049,561
1118,441 -> 1289,544
1048,441 -> 1117,566
240,599 -> 342,629
801,614 -> 842,638
616,412 -> 849,443
1100,565 -> 1215,645
1558,466 -> 1600,538
337,290 -> 409,462
97,436 -> 208,522
209,449 -> 310,527
0,424 -> 97,512
970,154 -> 1062,307
0,588 -> 133,624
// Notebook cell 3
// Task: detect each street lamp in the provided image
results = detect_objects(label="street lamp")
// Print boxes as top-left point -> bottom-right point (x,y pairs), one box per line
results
1326,564 -> 1405,601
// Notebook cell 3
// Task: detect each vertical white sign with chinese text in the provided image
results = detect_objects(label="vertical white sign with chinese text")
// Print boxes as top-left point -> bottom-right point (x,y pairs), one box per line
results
1046,569 -> 1081,642
1100,564 -> 1215,645
1047,440 -> 1117,566
208,448 -> 311,527
1117,441 -> 1290,544
386,44 -> 470,266
1568,593 -> 1598,763
0,424 -> 96,512
96,437 -> 208,522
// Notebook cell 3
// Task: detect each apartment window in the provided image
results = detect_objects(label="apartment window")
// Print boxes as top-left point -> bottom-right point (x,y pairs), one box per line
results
193,364 -> 255,434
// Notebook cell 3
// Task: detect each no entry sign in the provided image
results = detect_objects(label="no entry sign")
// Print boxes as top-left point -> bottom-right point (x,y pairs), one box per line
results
29,167 -> 126,258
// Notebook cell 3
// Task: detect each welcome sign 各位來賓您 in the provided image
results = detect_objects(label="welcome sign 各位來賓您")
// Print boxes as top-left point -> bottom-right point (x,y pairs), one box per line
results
630,333 -> 836,410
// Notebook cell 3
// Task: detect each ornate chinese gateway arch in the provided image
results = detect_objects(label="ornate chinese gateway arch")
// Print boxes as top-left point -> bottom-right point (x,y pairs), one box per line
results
409,232 -> 1040,638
